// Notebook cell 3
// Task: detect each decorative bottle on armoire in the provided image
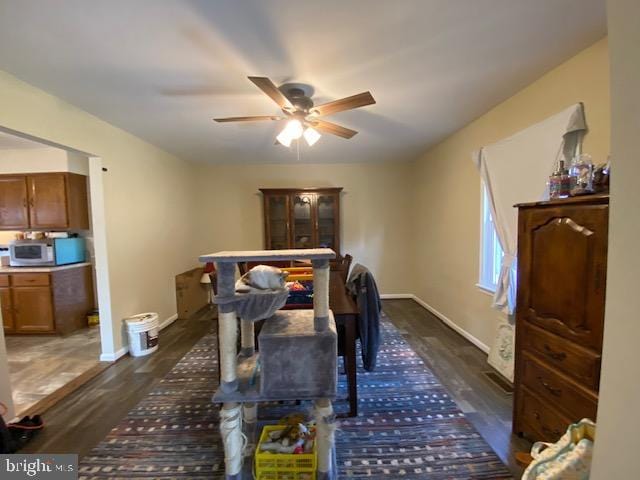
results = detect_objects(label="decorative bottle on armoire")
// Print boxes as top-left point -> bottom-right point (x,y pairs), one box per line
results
513,194 -> 608,442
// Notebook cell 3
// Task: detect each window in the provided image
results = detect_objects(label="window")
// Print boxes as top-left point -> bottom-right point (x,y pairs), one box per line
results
479,184 -> 504,292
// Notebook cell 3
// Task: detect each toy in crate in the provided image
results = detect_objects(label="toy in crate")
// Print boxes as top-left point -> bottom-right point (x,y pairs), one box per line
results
285,280 -> 314,308
255,424 -> 317,480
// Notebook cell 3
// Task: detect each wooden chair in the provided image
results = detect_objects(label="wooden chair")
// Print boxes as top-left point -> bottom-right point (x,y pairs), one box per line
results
332,253 -> 353,285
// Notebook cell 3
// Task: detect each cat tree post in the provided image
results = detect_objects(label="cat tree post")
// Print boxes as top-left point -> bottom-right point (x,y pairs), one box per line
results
240,319 -> 255,356
220,401 -> 244,480
216,261 -> 238,393
216,261 -> 243,479
242,401 -> 258,452
312,258 -> 330,331
314,397 -> 337,480
311,258 -> 334,478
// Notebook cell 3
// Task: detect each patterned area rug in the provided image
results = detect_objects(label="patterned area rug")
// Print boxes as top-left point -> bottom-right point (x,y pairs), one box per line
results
79,318 -> 512,479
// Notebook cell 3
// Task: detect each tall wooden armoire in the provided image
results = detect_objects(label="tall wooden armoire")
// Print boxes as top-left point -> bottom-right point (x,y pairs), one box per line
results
513,195 -> 608,442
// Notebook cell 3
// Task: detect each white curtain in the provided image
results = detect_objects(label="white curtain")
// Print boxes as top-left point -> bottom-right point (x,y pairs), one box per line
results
473,103 -> 587,315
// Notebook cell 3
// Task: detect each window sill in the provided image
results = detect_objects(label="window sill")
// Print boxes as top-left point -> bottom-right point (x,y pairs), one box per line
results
476,283 -> 496,296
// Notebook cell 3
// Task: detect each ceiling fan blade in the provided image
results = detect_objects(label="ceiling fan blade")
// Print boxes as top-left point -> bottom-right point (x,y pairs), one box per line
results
311,91 -> 375,117
248,76 -> 294,110
213,115 -> 282,123
311,119 -> 358,139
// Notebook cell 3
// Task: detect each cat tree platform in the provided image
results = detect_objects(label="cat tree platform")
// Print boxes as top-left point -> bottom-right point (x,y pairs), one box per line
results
213,309 -> 337,403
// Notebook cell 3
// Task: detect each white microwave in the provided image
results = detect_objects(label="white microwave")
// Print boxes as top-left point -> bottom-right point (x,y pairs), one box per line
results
9,238 -> 86,267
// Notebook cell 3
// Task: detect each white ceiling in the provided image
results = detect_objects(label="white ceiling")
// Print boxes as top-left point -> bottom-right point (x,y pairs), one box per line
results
0,1 -> 606,164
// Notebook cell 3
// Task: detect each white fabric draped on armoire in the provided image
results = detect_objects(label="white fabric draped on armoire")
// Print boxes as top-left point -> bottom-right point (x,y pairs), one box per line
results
473,103 -> 587,380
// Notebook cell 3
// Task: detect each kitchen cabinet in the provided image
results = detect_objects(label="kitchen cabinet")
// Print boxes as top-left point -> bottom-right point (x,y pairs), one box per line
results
260,188 -> 342,254
0,285 -> 14,333
0,172 -> 89,230
0,176 -> 29,229
0,264 -> 94,335
513,195 -> 608,442
12,286 -> 54,333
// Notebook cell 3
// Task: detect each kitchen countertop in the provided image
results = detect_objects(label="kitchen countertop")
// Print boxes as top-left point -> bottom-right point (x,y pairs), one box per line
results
0,262 -> 92,273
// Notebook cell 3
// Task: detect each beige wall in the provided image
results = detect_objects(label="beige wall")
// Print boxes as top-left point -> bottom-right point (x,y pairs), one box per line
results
194,162 -> 413,294
0,147 -> 68,172
410,37 -> 610,348
591,2 -> 639,477
0,70 -> 201,355
0,147 -> 89,175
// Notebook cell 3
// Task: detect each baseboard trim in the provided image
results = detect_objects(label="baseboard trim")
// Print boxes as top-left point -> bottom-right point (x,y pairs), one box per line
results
380,293 -> 414,299
100,346 -> 128,362
100,313 -> 178,362
382,293 -> 490,354
159,313 -> 178,331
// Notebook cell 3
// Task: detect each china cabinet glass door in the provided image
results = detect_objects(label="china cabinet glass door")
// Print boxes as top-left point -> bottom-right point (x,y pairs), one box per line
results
316,194 -> 337,250
292,194 -> 314,249
266,195 -> 290,249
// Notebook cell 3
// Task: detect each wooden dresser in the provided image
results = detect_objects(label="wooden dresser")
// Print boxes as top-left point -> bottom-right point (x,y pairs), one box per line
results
513,195 -> 608,442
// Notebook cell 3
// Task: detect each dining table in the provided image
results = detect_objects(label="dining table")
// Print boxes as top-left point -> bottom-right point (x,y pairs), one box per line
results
328,270 -> 359,418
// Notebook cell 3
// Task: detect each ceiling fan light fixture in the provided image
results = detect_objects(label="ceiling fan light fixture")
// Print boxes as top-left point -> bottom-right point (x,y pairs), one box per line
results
276,119 -> 303,147
303,127 -> 321,146
276,130 -> 293,147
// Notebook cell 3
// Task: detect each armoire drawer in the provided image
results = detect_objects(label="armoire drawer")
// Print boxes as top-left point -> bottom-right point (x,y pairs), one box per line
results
516,385 -> 571,442
522,324 -> 600,390
521,351 -> 598,421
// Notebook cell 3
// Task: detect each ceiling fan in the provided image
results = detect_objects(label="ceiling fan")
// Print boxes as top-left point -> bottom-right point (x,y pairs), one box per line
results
213,76 -> 376,147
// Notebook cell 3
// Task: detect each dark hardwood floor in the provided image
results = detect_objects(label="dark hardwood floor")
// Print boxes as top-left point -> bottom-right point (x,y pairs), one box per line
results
20,307 -> 215,457
20,300 -> 528,476
383,299 -> 530,477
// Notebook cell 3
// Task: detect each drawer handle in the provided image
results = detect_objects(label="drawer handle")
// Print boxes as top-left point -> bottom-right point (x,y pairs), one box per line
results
533,413 -> 562,438
537,376 -> 562,396
542,425 -> 562,438
543,344 -> 567,361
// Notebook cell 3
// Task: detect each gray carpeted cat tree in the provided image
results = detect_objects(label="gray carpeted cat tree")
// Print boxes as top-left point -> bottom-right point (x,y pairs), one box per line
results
198,248 -> 338,480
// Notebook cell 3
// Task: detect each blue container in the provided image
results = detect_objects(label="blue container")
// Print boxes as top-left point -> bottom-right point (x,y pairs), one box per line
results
54,237 -> 86,265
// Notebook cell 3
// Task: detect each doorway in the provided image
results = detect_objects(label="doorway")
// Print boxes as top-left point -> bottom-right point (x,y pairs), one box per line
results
0,127 -> 114,419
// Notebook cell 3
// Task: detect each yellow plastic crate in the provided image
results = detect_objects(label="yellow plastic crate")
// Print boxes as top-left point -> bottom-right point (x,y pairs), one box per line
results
255,425 -> 317,480
285,267 -> 314,282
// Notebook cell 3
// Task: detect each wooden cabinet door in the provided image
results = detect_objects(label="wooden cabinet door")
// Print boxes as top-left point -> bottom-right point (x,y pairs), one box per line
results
0,175 -> 29,229
0,287 -> 14,333
264,194 -> 291,249
28,173 -> 69,229
13,286 -> 55,333
516,205 -> 608,349
315,192 -> 340,253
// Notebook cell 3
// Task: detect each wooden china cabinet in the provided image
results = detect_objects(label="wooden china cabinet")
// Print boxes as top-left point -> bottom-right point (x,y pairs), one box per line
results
513,195 -> 608,443
260,188 -> 342,254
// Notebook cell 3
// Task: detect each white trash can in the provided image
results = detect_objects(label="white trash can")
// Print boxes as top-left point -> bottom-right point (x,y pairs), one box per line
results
124,312 -> 159,357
